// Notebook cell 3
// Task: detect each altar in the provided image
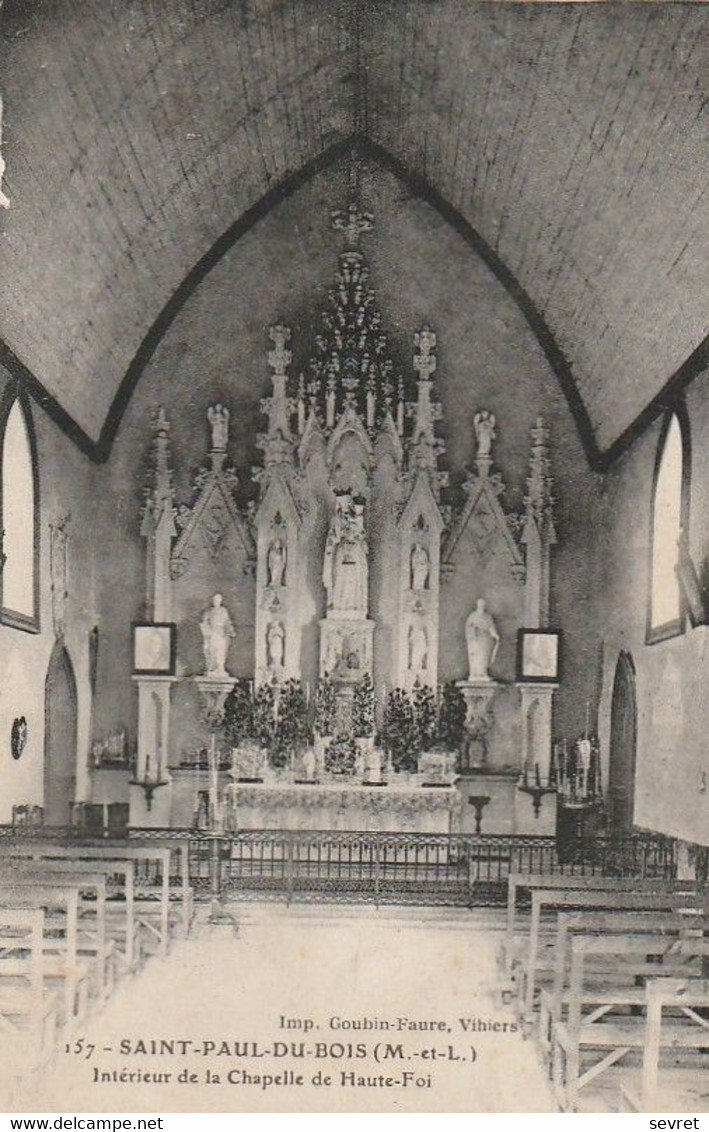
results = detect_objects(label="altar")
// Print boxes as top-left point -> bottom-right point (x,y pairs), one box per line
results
123,201 -> 560,836
224,780 -> 461,833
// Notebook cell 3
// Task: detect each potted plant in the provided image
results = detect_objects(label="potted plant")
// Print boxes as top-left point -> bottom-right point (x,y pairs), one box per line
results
253,679 -> 277,776
383,687 -> 417,775
272,679 -> 310,772
223,679 -> 265,781
353,672 -> 375,774
437,682 -> 467,752
313,674 -> 337,769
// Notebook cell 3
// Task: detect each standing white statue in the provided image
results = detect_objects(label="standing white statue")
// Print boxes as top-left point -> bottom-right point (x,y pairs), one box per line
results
322,491 -> 368,615
207,404 -> 229,451
267,620 -> 285,668
267,539 -> 287,587
408,623 -> 429,672
200,593 -> 236,677
410,544 -> 430,591
465,598 -> 500,680
473,410 -> 496,459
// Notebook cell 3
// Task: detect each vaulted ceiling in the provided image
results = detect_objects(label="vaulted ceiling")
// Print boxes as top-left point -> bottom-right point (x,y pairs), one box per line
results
0,0 -> 708,467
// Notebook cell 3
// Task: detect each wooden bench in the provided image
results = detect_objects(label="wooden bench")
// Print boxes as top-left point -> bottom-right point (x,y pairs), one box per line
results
0,863 -> 117,1000
0,883 -> 90,1033
619,977 -> 709,1113
2,845 -> 172,958
518,887 -> 707,1019
550,927 -> 709,1111
502,873 -> 699,981
539,907 -> 709,1060
126,836 -> 194,938
0,906 -> 56,1068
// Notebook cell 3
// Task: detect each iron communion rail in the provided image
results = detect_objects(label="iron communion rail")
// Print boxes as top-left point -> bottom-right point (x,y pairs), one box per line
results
0,825 -> 679,908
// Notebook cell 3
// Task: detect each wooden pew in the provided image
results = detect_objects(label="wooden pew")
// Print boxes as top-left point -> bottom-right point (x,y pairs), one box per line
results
126,836 -> 194,939
518,887 -> 707,1019
0,906 -> 56,1067
0,884 -> 89,1033
619,978 -> 709,1113
0,863 -> 115,1000
502,873 -> 699,981
539,907 -> 709,1060
2,845 -> 171,959
550,925 -> 709,1111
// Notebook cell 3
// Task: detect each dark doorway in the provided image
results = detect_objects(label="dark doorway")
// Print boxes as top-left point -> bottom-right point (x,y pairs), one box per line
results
44,642 -> 78,826
608,650 -> 637,834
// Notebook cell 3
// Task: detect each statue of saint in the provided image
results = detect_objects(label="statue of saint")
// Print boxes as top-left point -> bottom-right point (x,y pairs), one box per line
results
207,404 -> 229,451
200,593 -> 235,677
465,598 -> 500,681
408,624 -> 428,672
267,620 -> 285,669
267,539 -> 287,587
410,544 -> 430,591
473,409 -> 496,459
322,491 -> 368,615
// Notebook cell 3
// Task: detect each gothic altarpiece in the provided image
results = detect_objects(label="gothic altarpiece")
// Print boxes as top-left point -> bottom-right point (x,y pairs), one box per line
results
128,207 -> 557,834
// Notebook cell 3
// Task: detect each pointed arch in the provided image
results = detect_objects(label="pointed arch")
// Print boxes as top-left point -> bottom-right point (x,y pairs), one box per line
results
0,387 -> 40,631
44,641 -> 78,826
647,404 -> 690,643
609,650 -> 638,834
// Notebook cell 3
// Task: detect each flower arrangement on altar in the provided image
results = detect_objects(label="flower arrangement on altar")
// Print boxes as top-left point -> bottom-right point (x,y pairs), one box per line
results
223,677 -> 312,771
381,681 -> 466,774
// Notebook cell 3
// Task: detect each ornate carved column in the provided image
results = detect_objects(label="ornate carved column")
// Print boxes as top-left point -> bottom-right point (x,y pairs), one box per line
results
132,408 -> 178,827
522,416 -> 556,628
395,329 -> 446,690
254,325 -> 303,686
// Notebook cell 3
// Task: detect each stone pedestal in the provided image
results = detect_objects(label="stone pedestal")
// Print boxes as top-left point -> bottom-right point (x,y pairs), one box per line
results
319,617 -> 375,681
456,679 -> 501,768
518,682 -> 557,777
129,675 -> 177,827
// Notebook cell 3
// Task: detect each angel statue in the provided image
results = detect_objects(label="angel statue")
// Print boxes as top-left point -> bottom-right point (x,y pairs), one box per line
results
207,404 -> 229,451
473,409 -> 496,460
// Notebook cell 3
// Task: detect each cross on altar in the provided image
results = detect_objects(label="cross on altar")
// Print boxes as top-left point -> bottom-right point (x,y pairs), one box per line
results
331,202 -> 374,246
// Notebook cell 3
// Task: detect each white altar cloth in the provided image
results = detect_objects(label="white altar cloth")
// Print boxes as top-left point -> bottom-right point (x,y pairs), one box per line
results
225,780 -> 462,833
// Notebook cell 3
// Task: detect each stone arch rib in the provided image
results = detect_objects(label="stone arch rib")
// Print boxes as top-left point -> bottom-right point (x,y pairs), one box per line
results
3,135 -> 602,470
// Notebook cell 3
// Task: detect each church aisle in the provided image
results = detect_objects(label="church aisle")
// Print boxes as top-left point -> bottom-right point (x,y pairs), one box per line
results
15,904 -> 554,1113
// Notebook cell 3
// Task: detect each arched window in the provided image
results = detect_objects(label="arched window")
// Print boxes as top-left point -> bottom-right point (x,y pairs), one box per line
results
0,393 -> 39,631
648,409 -> 689,642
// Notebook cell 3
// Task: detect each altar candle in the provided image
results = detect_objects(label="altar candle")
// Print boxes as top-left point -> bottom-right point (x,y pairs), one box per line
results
534,762 -> 541,789
145,752 -> 152,782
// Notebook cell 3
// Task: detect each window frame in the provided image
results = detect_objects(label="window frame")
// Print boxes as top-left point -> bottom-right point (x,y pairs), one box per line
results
646,403 -> 691,646
0,387 -> 40,633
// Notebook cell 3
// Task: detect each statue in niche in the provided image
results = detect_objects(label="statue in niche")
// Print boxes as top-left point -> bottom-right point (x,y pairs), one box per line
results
267,538 -> 287,587
465,598 -> 500,681
408,624 -> 429,672
410,544 -> 430,591
322,491 -> 368,615
473,410 -> 496,459
200,593 -> 236,677
267,620 -> 285,669
323,631 -> 342,677
207,404 -> 229,451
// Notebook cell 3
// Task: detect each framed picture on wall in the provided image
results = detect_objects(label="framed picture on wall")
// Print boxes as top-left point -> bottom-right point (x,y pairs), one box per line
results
516,628 -> 560,683
132,622 -> 176,676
